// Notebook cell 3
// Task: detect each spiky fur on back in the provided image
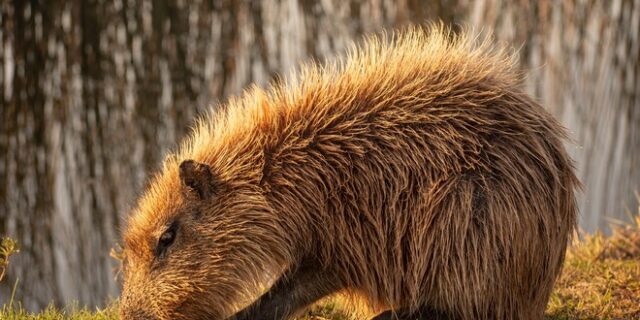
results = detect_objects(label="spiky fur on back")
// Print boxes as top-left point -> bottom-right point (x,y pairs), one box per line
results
122,24 -> 579,320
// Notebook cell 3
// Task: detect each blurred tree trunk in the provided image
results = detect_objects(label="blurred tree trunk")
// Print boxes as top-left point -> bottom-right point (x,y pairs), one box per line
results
467,0 -> 640,233
0,0 -> 463,310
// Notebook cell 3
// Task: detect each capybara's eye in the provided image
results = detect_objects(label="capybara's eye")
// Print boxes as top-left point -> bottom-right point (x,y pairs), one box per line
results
155,221 -> 178,257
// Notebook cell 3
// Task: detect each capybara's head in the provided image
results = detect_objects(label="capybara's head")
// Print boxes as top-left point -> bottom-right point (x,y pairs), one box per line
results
120,159 -> 287,319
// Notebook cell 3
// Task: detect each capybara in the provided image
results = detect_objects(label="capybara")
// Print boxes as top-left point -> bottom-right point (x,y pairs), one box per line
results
120,24 -> 579,320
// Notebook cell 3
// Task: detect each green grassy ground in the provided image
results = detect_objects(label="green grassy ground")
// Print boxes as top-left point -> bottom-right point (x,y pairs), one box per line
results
545,214 -> 640,319
2,213 -> 640,319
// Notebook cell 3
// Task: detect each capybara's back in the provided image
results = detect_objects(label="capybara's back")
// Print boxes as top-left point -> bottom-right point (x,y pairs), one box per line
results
120,25 -> 579,320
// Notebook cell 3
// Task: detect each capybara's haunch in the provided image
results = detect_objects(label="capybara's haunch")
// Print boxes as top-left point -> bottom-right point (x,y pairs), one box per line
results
120,25 -> 579,320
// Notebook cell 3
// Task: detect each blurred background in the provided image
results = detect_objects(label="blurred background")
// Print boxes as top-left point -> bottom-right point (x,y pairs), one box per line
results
0,0 -> 638,311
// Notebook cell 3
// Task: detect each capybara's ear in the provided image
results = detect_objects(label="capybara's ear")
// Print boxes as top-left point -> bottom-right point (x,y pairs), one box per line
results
179,160 -> 216,200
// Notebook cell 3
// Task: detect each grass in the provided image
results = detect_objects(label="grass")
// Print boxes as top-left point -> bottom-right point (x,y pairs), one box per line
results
1,237 -> 19,283
0,302 -> 119,320
2,213 -> 640,319
545,213 -> 640,319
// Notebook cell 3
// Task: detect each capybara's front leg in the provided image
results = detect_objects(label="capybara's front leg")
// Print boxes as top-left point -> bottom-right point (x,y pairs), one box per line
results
231,265 -> 341,320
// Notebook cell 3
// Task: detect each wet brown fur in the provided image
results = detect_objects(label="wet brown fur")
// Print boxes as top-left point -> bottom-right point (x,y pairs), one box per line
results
120,24 -> 579,320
